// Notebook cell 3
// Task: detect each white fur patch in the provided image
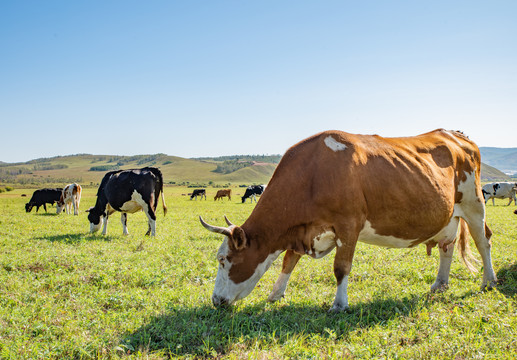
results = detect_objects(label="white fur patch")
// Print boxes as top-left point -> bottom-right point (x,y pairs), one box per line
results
358,220 -> 415,248
212,240 -> 282,305
331,275 -> 349,310
324,136 -> 347,152
119,190 -> 145,213
312,231 -> 337,258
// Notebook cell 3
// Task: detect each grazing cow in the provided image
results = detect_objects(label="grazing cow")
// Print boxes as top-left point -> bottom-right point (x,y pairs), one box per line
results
200,129 -> 497,311
241,185 -> 267,203
481,182 -> 517,206
25,188 -> 62,213
56,183 -> 82,215
214,189 -> 231,201
87,167 -> 167,236
190,189 -> 207,200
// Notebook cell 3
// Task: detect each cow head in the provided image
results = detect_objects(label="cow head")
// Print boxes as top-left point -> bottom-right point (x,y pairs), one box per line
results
56,199 -> 65,214
25,203 -> 33,213
200,216 -> 280,307
86,207 -> 104,233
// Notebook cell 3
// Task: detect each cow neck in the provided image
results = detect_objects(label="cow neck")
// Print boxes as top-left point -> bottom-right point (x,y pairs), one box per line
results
93,191 -> 108,215
241,201 -> 308,256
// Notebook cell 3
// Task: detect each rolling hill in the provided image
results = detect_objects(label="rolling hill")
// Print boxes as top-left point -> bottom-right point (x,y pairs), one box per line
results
479,147 -> 517,174
0,152 -> 511,188
0,154 -> 277,187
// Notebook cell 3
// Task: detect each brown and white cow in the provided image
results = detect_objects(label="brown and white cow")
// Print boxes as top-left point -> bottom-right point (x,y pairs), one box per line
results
57,183 -> 82,215
214,189 -> 232,201
200,129 -> 497,311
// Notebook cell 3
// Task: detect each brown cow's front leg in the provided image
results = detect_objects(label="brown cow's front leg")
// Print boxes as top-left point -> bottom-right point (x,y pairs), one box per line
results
330,238 -> 358,311
268,250 -> 302,302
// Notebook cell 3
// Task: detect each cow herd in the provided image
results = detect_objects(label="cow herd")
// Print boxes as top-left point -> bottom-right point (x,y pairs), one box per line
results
24,167 -> 266,237
189,185 -> 266,203
21,129 -> 514,311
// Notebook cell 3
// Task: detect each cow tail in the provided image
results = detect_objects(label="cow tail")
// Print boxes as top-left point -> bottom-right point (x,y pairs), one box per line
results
456,218 -> 480,273
153,168 -> 167,216
161,190 -> 167,216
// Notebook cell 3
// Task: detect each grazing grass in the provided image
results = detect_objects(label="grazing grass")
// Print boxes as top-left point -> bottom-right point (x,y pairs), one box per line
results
0,187 -> 516,359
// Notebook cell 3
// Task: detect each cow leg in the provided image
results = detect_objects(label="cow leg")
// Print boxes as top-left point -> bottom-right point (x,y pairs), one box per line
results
331,235 -> 359,311
102,215 -> 109,235
491,198 -> 495,206
121,213 -> 129,235
465,219 -> 497,289
43,204 -> 47,212
73,198 -> 78,215
267,250 -> 302,302
460,200 -> 497,289
431,245 -> 455,292
144,208 -> 157,236
506,197 -> 513,206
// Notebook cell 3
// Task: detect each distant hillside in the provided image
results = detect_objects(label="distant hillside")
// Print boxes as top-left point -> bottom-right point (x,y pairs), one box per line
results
0,152 -> 511,187
480,163 -> 510,181
0,154 -> 277,187
480,147 -> 517,174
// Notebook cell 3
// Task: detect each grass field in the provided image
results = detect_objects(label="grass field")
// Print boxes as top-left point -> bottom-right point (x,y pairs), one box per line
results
1,187 -> 516,359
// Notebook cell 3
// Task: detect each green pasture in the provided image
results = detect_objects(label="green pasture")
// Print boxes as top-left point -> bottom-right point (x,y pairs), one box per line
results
0,187 -> 516,359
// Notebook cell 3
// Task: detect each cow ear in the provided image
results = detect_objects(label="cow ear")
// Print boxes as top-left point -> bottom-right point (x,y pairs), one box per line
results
230,226 -> 248,251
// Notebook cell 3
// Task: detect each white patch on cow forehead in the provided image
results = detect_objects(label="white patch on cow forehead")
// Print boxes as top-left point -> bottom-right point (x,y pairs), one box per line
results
217,238 -> 230,258
213,249 -> 282,304
324,136 -> 347,152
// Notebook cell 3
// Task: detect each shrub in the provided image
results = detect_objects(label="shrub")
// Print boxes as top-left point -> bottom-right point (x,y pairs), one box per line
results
89,165 -> 120,172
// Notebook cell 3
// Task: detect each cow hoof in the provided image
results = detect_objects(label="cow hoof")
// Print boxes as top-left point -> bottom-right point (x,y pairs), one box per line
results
482,280 -> 497,291
267,293 -> 284,303
430,281 -> 449,293
329,303 -> 350,312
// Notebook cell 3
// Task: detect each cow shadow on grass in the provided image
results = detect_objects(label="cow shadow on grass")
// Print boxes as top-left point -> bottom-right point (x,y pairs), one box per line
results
33,212 -> 59,216
34,233 -> 118,244
496,262 -> 517,297
119,294 -> 435,357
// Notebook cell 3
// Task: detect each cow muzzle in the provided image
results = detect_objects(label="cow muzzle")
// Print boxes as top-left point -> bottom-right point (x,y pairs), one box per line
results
212,295 -> 231,308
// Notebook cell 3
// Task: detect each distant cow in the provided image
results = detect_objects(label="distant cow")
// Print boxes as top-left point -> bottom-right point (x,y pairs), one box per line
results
25,188 -> 62,213
482,182 -> 517,205
57,183 -> 82,215
241,185 -> 266,203
214,189 -> 231,201
190,189 -> 207,200
87,167 -> 167,236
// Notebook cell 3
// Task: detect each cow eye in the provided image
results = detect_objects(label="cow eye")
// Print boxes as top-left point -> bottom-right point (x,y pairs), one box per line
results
218,256 -> 226,268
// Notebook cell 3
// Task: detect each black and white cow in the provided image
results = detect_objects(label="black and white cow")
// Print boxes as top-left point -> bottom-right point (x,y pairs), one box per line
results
482,182 -> 517,206
86,167 -> 167,236
241,185 -> 266,203
25,188 -> 63,213
190,189 -> 207,200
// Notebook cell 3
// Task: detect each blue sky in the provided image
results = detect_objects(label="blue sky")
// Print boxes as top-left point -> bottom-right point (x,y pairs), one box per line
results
1,1 -> 516,163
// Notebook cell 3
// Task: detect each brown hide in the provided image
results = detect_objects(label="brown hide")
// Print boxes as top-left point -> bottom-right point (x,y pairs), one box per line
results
227,129 -> 484,284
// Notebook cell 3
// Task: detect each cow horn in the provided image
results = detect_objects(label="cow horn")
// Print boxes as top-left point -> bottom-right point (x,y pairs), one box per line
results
199,216 -> 232,237
224,215 -> 235,227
